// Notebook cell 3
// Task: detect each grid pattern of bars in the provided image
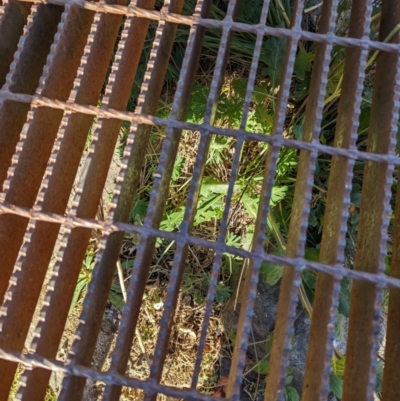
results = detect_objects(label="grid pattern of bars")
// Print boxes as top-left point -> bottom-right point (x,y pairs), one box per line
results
0,0 -> 399,400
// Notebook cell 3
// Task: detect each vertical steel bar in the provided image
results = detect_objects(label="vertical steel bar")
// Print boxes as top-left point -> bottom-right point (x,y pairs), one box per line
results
0,0 -> 32,86
98,0 -> 213,397
58,1 -> 184,399
0,2 -> 62,188
382,148 -> 400,399
141,0 -> 241,397
342,0 -> 400,399
34,0 -> 155,394
0,0 -> 97,307
40,9 -> 154,388
0,2 -> 101,396
190,0 -> 270,389
226,1 -> 304,399
301,0 -> 374,400
265,1 -> 338,400
12,3 -> 127,399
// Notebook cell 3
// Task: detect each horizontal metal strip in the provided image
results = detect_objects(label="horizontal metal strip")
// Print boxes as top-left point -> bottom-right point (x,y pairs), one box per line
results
0,348 -> 218,401
9,0 -> 400,53
0,90 -> 399,166
0,201 -> 399,289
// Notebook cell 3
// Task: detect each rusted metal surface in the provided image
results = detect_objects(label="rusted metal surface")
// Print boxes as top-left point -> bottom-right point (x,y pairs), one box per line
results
0,0 -> 32,86
265,1 -> 339,400
301,0 -> 373,400
0,3 -> 63,189
341,0 -> 400,399
12,2 -> 128,400
0,1 -> 101,396
0,0 -> 399,400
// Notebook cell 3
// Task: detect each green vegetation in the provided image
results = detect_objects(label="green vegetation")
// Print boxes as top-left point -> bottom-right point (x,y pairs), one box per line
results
71,0 -> 398,398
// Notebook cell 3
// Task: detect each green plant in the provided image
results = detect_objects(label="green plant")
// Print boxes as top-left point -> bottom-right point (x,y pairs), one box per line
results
69,251 -> 96,313
70,251 -> 125,313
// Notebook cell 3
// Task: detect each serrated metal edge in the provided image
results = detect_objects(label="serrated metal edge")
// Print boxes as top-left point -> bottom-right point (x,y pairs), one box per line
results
0,3 -> 73,326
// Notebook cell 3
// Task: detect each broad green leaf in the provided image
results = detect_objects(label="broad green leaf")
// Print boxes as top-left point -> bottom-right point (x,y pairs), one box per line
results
69,278 -> 88,314
216,282 -> 232,303
253,105 -> 274,134
260,261 -> 284,285
375,359 -> 384,393
358,107 -> 371,134
231,78 -> 248,99
241,192 -> 259,219
83,252 -> 96,270
335,313 -> 346,343
108,290 -> 124,310
263,36 -> 287,87
294,50 -> 314,81
326,51 -> 345,96
302,270 -> 317,290
160,207 -> 185,231
350,183 -> 362,206
338,282 -> 351,318
197,193 -> 224,213
338,290 -> 351,317
172,155 -> 184,181
121,260 -> 133,270
330,374 -> 343,399
265,332 -> 274,355
285,385 -> 300,401
270,186 -> 288,207
242,224 -> 256,251
286,375 -> 293,385
332,355 -> 346,378
305,248 -> 319,261
130,196 -> 148,222
293,125 -> 303,140
308,208 -> 318,227
254,360 -> 270,375
200,176 -> 229,197
252,82 -> 270,104
195,209 -> 223,226
187,84 -> 208,123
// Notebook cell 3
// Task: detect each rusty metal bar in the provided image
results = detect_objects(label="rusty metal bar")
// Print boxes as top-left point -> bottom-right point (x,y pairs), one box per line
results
1,197 -> 400,290
266,1 -> 339,400
0,3 -> 62,189
58,0 -> 185,398
0,1 -> 101,395
4,88 -> 400,167
342,0 -> 400,399
12,2 -> 128,399
0,0 -> 399,54
97,0 -> 213,399
0,0 -> 32,86
191,0 -> 270,389
382,8 -> 400,398
23,0 -> 155,396
383,113 -> 400,401
0,347 -> 218,401
226,1 -> 305,399
0,0 -> 399,399
141,0 -> 241,398
301,0 -> 374,400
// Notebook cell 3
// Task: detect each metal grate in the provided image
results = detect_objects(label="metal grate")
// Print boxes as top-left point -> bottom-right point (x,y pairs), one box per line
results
0,0 -> 399,400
